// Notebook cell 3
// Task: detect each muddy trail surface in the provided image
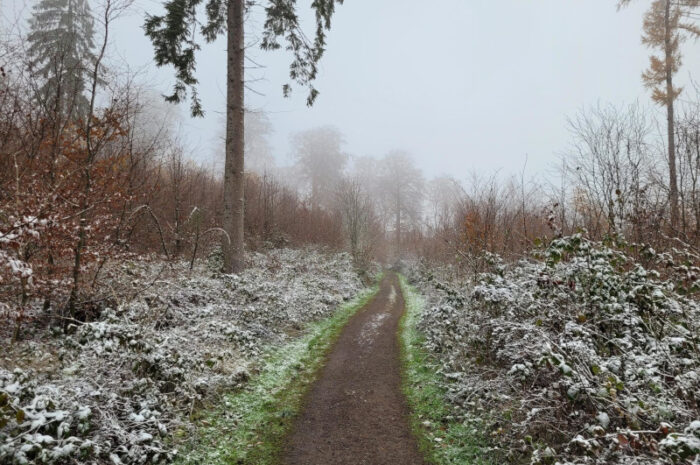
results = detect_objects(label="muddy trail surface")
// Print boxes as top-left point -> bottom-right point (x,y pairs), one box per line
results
282,273 -> 426,465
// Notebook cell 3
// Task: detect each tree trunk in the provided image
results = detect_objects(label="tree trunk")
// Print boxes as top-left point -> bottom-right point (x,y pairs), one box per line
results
174,185 -> 182,256
68,169 -> 90,318
223,0 -> 245,273
665,0 -> 680,230
395,193 -> 401,258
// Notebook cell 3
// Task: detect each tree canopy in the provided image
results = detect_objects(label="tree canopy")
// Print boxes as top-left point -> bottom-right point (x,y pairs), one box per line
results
144,0 -> 344,116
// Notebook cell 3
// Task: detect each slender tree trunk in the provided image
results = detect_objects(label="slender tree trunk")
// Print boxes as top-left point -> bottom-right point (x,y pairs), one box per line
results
395,193 -> 401,258
665,0 -> 680,229
68,171 -> 90,317
223,0 -> 246,273
311,176 -> 320,212
67,0 -> 110,317
174,185 -> 182,256
695,132 -> 700,236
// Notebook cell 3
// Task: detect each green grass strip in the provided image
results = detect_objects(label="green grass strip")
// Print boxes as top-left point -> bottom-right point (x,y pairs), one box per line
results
398,274 -> 494,465
175,280 -> 381,465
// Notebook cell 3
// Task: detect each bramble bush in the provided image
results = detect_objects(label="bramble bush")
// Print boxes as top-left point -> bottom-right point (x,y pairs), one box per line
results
410,234 -> 699,464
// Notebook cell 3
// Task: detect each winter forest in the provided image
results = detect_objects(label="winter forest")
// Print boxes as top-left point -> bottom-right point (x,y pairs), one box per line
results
1,0 -> 700,464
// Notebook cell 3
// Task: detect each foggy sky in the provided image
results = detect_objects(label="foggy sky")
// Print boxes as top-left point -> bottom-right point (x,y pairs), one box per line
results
5,0 -> 700,181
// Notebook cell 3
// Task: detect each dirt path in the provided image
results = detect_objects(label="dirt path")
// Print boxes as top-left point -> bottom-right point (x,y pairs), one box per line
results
282,273 -> 426,465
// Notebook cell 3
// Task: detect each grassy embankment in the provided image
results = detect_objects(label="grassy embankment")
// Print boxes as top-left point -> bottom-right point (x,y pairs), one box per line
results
398,275 -> 494,465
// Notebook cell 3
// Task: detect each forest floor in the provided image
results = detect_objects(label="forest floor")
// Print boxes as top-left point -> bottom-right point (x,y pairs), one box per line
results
281,273 -> 426,465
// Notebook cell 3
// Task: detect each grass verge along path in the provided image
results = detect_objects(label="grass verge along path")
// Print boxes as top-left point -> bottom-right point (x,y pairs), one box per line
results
174,280 -> 380,465
398,275 -> 494,465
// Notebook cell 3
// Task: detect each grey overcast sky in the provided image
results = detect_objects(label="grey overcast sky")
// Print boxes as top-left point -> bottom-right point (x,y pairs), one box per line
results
5,0 -> 700,179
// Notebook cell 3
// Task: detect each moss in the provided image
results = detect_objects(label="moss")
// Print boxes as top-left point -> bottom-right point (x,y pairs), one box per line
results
398,274 -> 494,465
174,280 -> 381,465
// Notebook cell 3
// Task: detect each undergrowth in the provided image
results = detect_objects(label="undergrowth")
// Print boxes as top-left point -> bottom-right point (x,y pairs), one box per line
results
407,234 -> 700,464
174,278 -> 381,465
398,275 -> 495,465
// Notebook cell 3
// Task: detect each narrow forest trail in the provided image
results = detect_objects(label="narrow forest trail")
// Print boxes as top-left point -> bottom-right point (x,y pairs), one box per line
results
281,273 -> 426,465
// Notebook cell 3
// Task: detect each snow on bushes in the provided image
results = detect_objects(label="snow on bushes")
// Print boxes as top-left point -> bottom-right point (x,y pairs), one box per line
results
0,248 -> 363,464
409,235 -> 699,464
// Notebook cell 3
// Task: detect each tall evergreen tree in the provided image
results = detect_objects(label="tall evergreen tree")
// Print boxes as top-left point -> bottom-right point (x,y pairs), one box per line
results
145,0 -> 343,273
27,0 -> 97,121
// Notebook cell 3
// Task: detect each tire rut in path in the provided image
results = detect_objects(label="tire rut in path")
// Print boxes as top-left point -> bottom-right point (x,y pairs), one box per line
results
282,273 -> 426,465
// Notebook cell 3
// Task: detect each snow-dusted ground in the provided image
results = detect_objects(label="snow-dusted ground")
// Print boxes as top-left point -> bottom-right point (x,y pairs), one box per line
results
408,236 -> 700,464
0,248 -> 364,465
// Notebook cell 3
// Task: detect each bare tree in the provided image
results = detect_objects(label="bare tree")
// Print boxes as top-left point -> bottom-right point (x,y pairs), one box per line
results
379,151 -> 424,259
67,0 -> 133,316
675,88 -> 700,240
336,178 -> 375,265
425,176 -> 463,240
292,126 -> 348,211
166,145 -> 189,255
245,111 -> 275,175
565,103 -> 653,238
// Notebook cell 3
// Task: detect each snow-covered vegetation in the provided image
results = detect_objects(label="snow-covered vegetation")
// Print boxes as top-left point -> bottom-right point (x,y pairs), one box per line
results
5,0 -> 700,463
398,275 -> 494,465
407,235 -> 700,464
0,248 -> 364,465
177,282 -> 379,465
